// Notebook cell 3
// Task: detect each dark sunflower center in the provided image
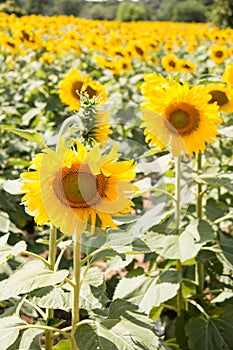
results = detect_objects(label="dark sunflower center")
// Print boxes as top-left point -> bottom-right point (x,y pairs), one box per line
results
71,81 -> 83,99
170,110 -> 189,129
215,50 -> 223,58
166,103 -> 200,136
53,164 -> 108,208
208,90 -> 228,106
85,85 -> 97,99
169,60 -> 176,68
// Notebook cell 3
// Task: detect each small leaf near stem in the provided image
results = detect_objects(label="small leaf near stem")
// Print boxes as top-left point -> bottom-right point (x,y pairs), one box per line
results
71,234 -> 81,350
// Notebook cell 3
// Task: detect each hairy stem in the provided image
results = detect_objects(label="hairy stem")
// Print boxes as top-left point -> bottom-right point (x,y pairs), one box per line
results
45,224 -> 57,350
71,235 -> 81,350
196,151 -> 204,294
175,156 -> 183,315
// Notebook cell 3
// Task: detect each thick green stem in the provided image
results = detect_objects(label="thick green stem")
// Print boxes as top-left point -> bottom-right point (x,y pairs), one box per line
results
71,235 -> 81,350
175,156 -> 183,315
196,151 -> 204,294
45,224 -> 57,350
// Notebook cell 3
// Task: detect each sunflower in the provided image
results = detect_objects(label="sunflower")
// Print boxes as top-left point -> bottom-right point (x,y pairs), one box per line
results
209,45 -> 228,65
58,69 -> 107,111
161,54 -> 179,72
83,111 -> 112,143
20,142 -> 136,236
199,83 -> 233,113
178,58 -> 196,74
140,73 -> 176,103
141,82 -> 222,157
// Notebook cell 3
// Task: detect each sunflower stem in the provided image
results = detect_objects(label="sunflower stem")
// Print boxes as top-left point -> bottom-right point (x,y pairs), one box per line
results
175,156 -> 183,316
45,224 -> 57,350
196,151 -> 204,294
71,234 -> 81,350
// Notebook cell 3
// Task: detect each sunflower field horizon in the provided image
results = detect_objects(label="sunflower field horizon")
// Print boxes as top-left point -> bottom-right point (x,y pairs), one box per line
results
0,13 -> 233,350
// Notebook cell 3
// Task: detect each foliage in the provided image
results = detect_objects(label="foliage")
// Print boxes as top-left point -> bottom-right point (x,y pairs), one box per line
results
211,0 -> 233,28
172,0 -> 207,22
116,2 -> 147,22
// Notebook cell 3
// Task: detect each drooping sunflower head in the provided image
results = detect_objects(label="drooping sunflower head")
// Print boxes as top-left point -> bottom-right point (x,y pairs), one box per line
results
20,142 -> 137,236
83,111 -> 112,144
141,82 -> 222,157
58,69 -> 107,111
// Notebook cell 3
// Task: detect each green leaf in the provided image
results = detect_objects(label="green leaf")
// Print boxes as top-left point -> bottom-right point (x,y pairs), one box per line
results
128,205 -> 174,237
80,266 -> 108,311
185,305 -> 233,350
0,212 -> 10,233
31,286 -> 71,311
194,173 -> 233,192
0,233 -> 27,266
3,127 -> 46,147
19,328 -> 43,350
0,316 -> 27,350
218,232 -> 233,267
0,260 -> 69,301
2,179 -> 23,195
113,270 -> 181,313
75,300 -> 168,350
145,220 -> 213,262
53,339 -> 71,350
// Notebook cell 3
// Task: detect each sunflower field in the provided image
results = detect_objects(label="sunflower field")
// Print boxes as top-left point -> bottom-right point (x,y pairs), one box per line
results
0,12 -> 233,350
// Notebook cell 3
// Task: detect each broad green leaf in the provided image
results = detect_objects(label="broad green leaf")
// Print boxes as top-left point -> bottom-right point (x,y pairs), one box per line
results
102,231 -> 151,254
75,300 -> 168,350
19,328 -> 43,350
145,220 -> 213,262
31,286 -> 71,311
0,233 -> 27,266
53,339 -> 71,350
2,179 -> 23,195
135,154 -> 171,175
79,266 -> 108,311
185,305 -> 233,350
128,205 -> 174,238
0,260 -> 69,301
211,291 -> 233,304
3,127 -> 46,147
194,173 -> 233,192
218,232 -> 233,267
0,316 -> 27,349
113,270 -> 181,313
0,211 -> 10,233
21,107 -> 41,125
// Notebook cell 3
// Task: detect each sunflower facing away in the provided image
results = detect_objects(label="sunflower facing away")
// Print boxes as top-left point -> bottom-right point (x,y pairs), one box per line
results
141,81 -> 222,157
20,142 -> 137,236
58,69 -> 108,111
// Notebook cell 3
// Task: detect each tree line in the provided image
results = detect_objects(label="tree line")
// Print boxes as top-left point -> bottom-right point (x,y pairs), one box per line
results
0,0 -> 233,28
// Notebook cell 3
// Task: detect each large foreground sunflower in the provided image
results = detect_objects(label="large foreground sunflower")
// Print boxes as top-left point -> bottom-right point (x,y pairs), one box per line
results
141,82 -> 222,156
58,69 -> 108,111
21,143 -> 136,236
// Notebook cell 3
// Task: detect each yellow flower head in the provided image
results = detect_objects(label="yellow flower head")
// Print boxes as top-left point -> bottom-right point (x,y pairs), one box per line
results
222,63 -> 233,86
209,45 -> 228,65
161,54 -> 179,72
58,69 -> 108,111
199,83 -> 233,113
20,143 -> 137,236
141,82 -> 222,157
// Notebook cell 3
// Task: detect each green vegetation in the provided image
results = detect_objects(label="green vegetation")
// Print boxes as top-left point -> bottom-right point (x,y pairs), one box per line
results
1,0 -> 233,28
